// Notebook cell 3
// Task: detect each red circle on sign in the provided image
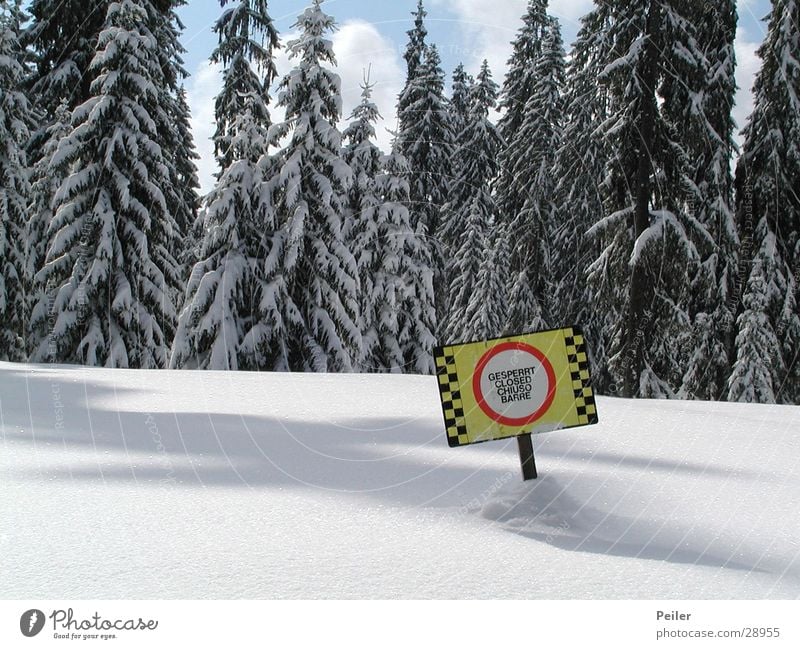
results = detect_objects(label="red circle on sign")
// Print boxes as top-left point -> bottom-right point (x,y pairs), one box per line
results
472,342 -> 557,426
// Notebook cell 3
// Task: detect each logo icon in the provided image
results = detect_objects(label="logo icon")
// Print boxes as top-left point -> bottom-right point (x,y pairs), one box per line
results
20,609 -> 46,637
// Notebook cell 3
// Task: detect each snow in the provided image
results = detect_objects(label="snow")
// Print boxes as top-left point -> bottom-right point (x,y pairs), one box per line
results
1,362 -> 799,599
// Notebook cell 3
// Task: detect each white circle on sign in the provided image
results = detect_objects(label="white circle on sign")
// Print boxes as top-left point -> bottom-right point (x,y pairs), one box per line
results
472,342 -> 556,426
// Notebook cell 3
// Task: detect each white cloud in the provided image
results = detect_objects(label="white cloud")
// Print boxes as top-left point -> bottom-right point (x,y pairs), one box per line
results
431,0 -> 526,78
548,0 -> 596,25
430,0 -> 594,78
186,20 -> 404,195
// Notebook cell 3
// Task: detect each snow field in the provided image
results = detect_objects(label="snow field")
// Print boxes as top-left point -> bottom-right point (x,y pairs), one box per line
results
1,362 -> 799,598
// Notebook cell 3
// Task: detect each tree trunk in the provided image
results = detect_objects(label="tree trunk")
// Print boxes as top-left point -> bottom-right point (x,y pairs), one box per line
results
623,1 -> 661,398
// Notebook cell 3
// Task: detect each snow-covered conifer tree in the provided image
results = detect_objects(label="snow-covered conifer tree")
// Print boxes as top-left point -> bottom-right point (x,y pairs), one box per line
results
551,9 -> 611,387
150,2 -> 200,273
397,0 -> 427,141
497,0 -> 549,141
379,147 -> 437,374
24,0 -> 110,117
26,0 -> 198,315
449,63 -> 473,143
664,1 -> 739,401
401,43 -> 453,240
583,1 -> 712,398
26,101 -> 71,355
171,0 -> 279,371
732,0 -> 800,404
495,0 -> 550,226
0,0 -> 31,361
727,253 -> 782,404
398,44 -> 454,325
439,60 -> 503,341
446,62 -> 472,195
172,86 -> 201,262
443,199 -> 487,343
395,0 -> 431,241
270,0 -> 361,372
439,60 -> 500,256
461,224 -> 510,343
342,80 -> 383,368
503,18 -> 565,334
29,0 -> 180,368
342,76 -> 381,241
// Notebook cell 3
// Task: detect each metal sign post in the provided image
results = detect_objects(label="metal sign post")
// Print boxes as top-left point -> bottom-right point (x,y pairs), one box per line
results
517,433 -> 537,481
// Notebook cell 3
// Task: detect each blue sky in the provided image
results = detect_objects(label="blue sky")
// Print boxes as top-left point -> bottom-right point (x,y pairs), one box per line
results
176,0 -> 773,192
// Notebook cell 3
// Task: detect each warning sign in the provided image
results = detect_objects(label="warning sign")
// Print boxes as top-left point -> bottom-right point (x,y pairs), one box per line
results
434,326 -> 598,447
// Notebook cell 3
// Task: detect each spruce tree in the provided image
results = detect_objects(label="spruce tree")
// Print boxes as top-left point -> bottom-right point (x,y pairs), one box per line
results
583,1 -> 712,398
342,80 -> 384,368
732,0 -> 800,404
447,62 -> 472,201
0,0 -> 31,361
26,101 -> 71,355
171,0 -> 279,371
172,86 -> 201,261
342,77 -> 382,241
395,0 -> 429,245
24,0 -> 110,117
24,0 -> 111,334
355,143 -> 438,373
449,63 -> 473,143
443,198 -> 487,343
727,239 -> 783,403
658,1 -> 740,401
497,0 -> 549,141
503,18 -> 565,334
463,223 -> 510,343
439,60 -> 501,257
397,0 -> 427,142
271,0 -> 361,372
381,147 -> 437,374
401,43 -> 454,239
551,9 -> 611,387
25,0 -> 199,321
495,0 -> 550,226
150,1 -> 200,274
29,0 -> 179,367
440,60 -> 503,341
404,1 -> 426,76
398,44 -> 454,325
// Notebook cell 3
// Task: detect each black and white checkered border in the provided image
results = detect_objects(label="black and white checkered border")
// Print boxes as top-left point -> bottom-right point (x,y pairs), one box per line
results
433,347 -> 470,447
564,327 -> 598,425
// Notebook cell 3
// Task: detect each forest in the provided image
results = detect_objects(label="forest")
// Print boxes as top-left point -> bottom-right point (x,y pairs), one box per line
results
0,0 -> 798,404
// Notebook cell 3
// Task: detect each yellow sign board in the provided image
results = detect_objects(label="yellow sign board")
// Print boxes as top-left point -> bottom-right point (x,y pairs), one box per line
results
434,326 -> 598,447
